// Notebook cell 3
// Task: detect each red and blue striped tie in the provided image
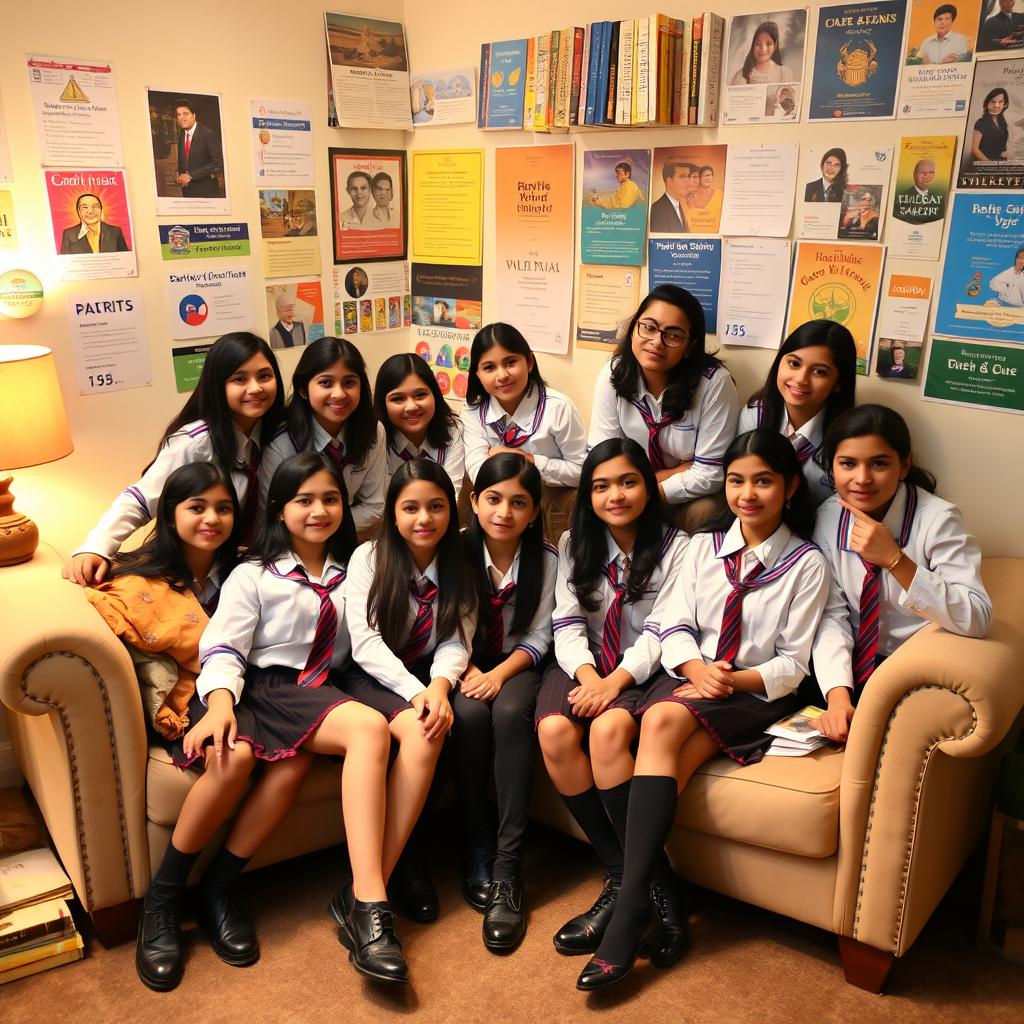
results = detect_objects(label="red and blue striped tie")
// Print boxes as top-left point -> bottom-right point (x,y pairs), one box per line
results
853,558 -> 882,689
491,417 -> 528,449
239,444 -> 262,545
715,553 -> 765,664
596,559 -> 629,675
482,581 -> 517,664
286,568 -> 344,687
400,577 -> 439,666
632,400 -> 673,471
790,433 -> 815,465
324,440 -> 350,471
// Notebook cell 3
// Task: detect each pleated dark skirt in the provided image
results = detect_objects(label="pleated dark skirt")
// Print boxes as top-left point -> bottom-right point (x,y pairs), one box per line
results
344,657 -> 433,721
534,663 -> 671,729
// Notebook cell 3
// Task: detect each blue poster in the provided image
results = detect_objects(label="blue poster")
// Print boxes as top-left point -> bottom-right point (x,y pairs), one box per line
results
581,149 -> 651,266
479,40 -> 528,129
935,193 -> 1024,344
648,238 -> 722,333
808,1 -> 907,120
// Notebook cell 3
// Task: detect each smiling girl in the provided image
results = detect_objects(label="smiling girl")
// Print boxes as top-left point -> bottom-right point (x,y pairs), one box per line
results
730,20 -> 793,85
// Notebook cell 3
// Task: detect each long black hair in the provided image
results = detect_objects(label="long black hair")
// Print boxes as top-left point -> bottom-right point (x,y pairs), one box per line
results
248,451 -> 357,567
981,87 -> 1009,132
373,353 -> 458,451
286,337 -> 377,467
464,453 -> 545,642
817,404 -> 937,494
609,284 -> 725,419
368,460 -> 476,651
153,332 -> 285,473
465,322 -> 546,409
568,438 -> 670,612
108,462 -> 240,590
741,20 -> 783,81
747,320 -> 857,436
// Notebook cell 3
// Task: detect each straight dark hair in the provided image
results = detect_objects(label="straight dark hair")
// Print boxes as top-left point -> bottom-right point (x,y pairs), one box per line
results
373,353 -> 458,451
609,284 -> 725,419
704,429 -> 815,540
286,337 -> 377,466
248,452 -> 357,567
369,460 -> 476,651
747,320 -> 857,435
465,322 -> 546,408
569,438 -> 670,612
464,453 -> 545,642
153,332 -> 285,473
741,21 -> 783,81
816,404 -> 937,493
108,462 -> 240,590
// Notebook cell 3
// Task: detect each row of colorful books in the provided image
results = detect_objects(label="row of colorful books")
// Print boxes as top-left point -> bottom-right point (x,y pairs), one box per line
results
477,12 -> 724,132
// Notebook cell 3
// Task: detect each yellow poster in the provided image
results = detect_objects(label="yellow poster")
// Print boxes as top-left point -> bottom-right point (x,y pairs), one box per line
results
0,191 -> 15,250
786,241 -> 886,375
410,148 -> 484,265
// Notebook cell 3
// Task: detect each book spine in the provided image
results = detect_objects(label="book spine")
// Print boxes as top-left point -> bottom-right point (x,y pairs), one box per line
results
634,19 -> 648,124
658,22 -> 674,123
604,21 -> 619,124
576,25 -> 591,126
0,916 -> 71,954
670,20 -> 687,126
0,933 -> 82,973
534,34 -> 550,132
688,15 -> 703,126
524,36 -> 537,130
584,23 -> 600,124
569,27 -> 585,127
547,29 -> 561,128
614,21 -> 632,126
700,13 -> 725,127
592,23 -> 609,125
477,43 -> 491,128
554,27 -> 573,128
0,945 -> 84,986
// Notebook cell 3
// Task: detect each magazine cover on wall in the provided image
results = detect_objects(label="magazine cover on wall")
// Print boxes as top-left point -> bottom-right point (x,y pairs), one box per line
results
332,261 -> 410,336
797,145 -> 892,239
889,135 -> 957,259
329,148 -> 407,264
721,8 -> 808,124
957,58 -> 1024,188
581,149 -> 650,265
146,89 -> 227,216
411,69 -> 476,126
649,146 -> 728,234
977,0 -> 1024,53
259,189 -> 320,278
264,280 -> 325,350
808,1 -> 908,121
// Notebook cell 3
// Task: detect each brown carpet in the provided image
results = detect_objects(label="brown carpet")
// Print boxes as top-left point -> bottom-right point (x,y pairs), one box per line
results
4,824 -> 1022,1024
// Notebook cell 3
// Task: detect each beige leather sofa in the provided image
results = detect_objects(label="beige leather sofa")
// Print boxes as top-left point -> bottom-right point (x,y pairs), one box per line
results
2,545 -> 1022,992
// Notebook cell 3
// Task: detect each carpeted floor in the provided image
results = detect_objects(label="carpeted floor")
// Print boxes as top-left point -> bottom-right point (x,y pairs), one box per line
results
4,824 -> 1022,1024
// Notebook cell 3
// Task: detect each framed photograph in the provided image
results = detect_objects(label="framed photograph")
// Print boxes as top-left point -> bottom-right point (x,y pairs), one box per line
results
328,147 -> 407,263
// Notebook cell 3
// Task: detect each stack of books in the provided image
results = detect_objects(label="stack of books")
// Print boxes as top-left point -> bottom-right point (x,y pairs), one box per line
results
765,706 -> 832,757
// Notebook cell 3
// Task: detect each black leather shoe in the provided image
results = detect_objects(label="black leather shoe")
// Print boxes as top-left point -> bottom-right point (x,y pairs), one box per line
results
482,878 -> 526,952
136,903 -> 184,992
329,886 -> 409,984
553,874 -> 619,955
388,857 -> 439,923
462,845 -> 493,912
576,953 -> 636,991
649,878 -> 689,968
198,888 -> 259,966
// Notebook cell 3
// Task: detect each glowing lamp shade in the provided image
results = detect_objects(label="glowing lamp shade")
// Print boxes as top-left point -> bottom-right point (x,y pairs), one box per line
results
0,346 -> 74,565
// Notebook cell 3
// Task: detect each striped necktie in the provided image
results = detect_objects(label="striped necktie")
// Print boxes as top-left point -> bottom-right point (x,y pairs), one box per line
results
852,558 -> 882,690
631,399 -> 673,471
790,433 -> 815,465
285,567 -> 344,687
490,416 -> 528,449
482,581 -> 517,664
596,558 -> 629,676
324,440 -> 350,472
239,443 -> 261,545
715,553 -> 765,664
399,577 -> 439,666
397,446 -> 427,462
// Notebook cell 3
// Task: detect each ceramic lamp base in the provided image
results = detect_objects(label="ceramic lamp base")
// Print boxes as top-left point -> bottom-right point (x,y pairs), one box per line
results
0,476 -> 39,566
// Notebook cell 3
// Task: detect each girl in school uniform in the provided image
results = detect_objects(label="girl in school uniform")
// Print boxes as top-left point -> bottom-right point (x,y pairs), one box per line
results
344,459 -> 477,923
811,405 -> 991,744
588,284 -> 740,534
535,438 -> 688,964
455,453 -> 557,951
64,332 -> 285,586
373,352 -> 466,500
738,320 -> 857,506
576,429 -> 831,990
460,322 -> 587,540
259,337 -> 387,538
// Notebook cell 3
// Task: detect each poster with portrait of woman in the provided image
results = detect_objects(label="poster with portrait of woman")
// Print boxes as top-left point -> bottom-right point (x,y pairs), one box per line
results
958,58 -> 1024,188
721,8 -> 808,124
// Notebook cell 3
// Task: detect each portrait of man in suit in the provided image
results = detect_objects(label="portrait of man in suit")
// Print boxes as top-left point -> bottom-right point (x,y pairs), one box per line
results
59,193 -> 130,255
175,99 -> 224,199
269,292 -> 308,349
649,158 -> 693,233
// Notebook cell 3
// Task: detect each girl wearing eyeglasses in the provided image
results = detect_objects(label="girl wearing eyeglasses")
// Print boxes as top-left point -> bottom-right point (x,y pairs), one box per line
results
589,284 -> 740,533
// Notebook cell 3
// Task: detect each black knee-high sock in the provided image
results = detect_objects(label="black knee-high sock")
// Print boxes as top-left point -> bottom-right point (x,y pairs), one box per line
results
562,787 -> 623,880
147,842 -> 202,910
599,780 -> 676,888
201,846 -> 250,900
595,775 -> 678,965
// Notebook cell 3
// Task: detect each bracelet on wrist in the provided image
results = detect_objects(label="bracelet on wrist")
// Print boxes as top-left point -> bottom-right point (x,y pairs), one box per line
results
886,549 -> 904,573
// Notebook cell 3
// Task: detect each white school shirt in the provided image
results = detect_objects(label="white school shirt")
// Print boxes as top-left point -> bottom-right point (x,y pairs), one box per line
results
811,485 -> 992,698
479,540 -> 558,665
552,526 -> 688,685
75,419 -> 261,561
588,359 -> 740,504
737,401 -> 832,506
660,521 -> 830,701
459,384 -> 587,489
259,420 -> 388,535
196,552 -> 350,705
345,541 -> 476,701
383,423 -> 467,502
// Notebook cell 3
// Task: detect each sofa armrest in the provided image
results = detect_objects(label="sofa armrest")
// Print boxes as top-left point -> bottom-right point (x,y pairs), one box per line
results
0,546 -> 151,914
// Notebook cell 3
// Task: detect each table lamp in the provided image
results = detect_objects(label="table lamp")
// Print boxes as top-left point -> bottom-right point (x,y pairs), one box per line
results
0,346 -> 74,565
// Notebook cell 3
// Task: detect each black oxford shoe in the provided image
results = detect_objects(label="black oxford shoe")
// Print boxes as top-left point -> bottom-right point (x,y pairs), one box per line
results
388,857 -> 439,923
553,874 -> 619,955
482,878 -> 526,952
648,878 -> 689,968
576,954 -> 635,991
462,845 -> 494,912
330,885 -> 409,984
136,903 -> 184,992
198,889 -> 260,966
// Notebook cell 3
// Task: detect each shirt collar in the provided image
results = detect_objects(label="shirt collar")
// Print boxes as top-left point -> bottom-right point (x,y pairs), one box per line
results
488,384 -> 539,430
604,530 -> 631,570
413,557 -> 439,588
782,406 -> 825,446
840,483 -> 909,551
716,519 -> 794,569
232,420 -> 262,461
77,222 -> 100,239
483,543 -> 521,589
393,431 -> 429,458
273,551 -> 346,583
312,419 -> 343,449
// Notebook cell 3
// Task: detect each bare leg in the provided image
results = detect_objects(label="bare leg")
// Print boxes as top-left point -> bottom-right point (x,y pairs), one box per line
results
634,701 -> 700,778
538,715 -> 592,796
674,728 -> 720,793
170,743 -> 257,853
588,709 -> 639,790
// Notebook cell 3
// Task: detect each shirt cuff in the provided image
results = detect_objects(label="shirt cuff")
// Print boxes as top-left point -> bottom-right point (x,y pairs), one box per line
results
660,472 -> 689,504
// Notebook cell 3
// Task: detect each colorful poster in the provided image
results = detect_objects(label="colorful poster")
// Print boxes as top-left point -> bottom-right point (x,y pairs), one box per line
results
809,1 -> 908,121
722,9 -> 808,124
413,327 -> 471,401
158,223 -> 250,261
324,12 -> 413,130
977,0 -> 1024,54
899,0 -> 980,118
719,142 -> 799,236
797,145 -> 892,240
411,68 -> 476,126
410,149 -> 484,265
494,144 -> 576,354
265,280 -> 325,350
27,54 -> 123,166
478,40 -> 529,129
259,189 -> 320,278
147,89 -> 228,215
575,266 -> 642,351
329,148 -> 407,263
172,344 -> 210,393
44,169 -> 137,281
888,135 -> 957,259
0,90 -> 11,182
924,337 -> 1024,411
648,238 -> 722,333
957,59 -> 1024,188
786,241 -> 886,373
719,237 -> 793,348
581,149 -> 650,265
0,192 -> 15,250
332,262 -> 410,336
65,290 -> 151,395
875,273 -> 933,379
250,99 -> 314,186
935,192 -> 1024,342
166,265 -> 255,341
411,263 -> 482,330
649,146 -> 728,235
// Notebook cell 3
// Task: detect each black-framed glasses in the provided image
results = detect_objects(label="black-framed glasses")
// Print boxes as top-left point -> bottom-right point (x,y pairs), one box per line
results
635,318 -> 690,348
